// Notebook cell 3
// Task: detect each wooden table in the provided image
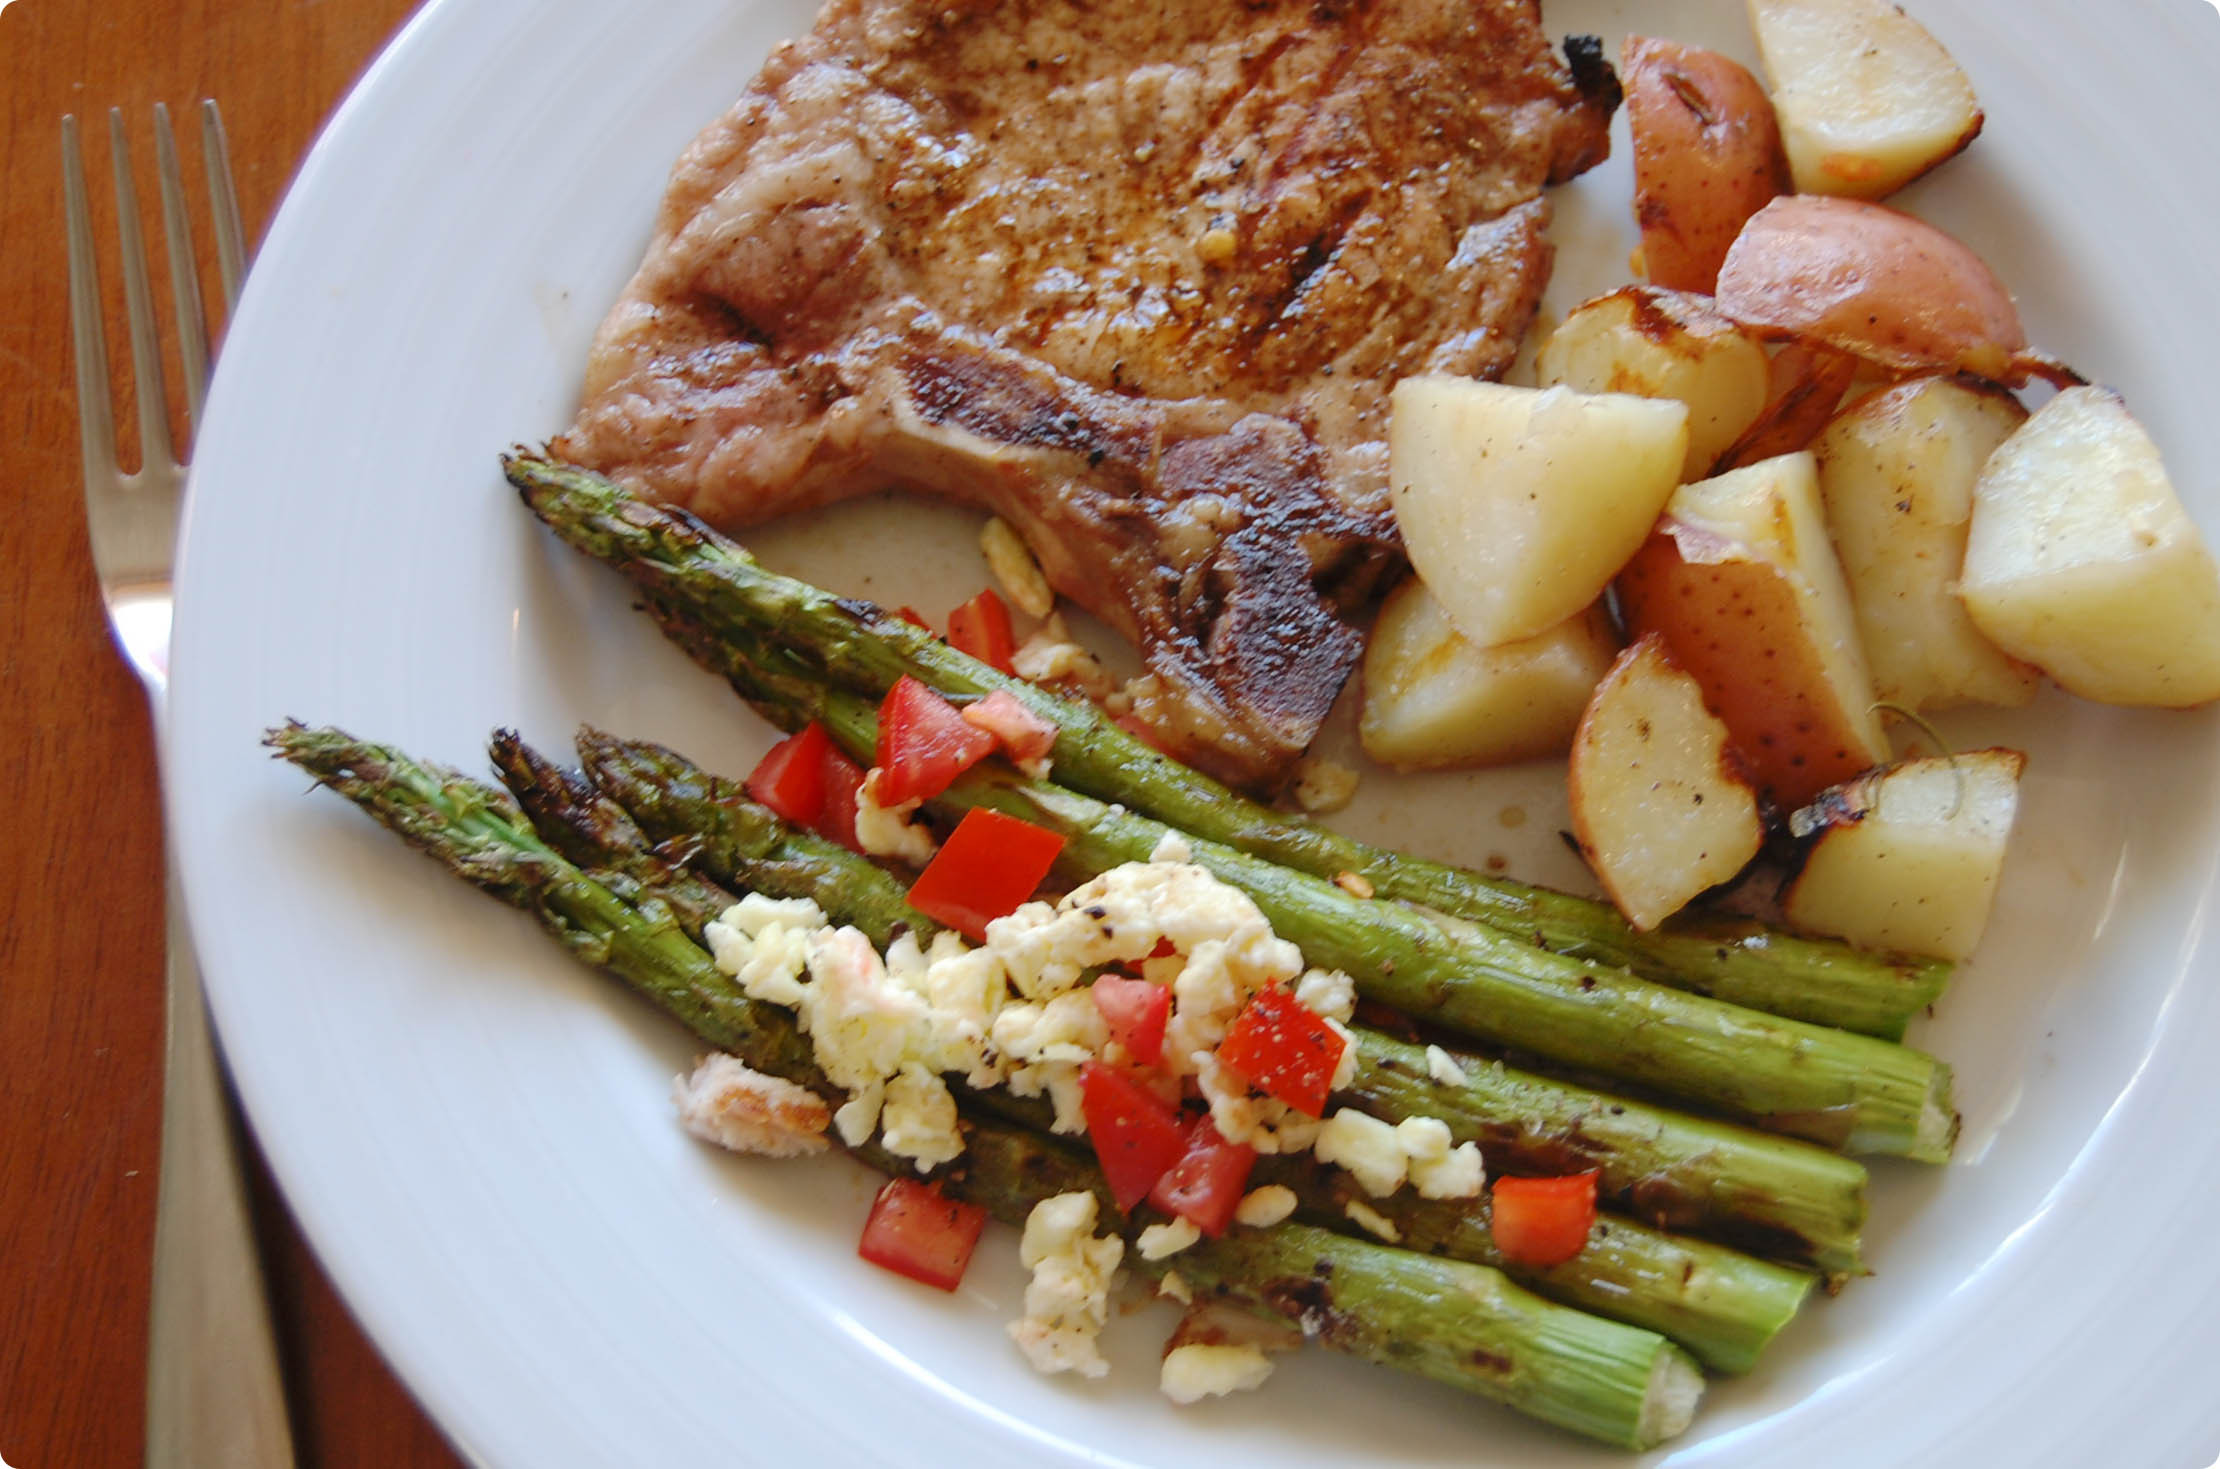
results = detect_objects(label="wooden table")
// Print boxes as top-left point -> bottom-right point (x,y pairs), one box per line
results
0,2 -> 463,1463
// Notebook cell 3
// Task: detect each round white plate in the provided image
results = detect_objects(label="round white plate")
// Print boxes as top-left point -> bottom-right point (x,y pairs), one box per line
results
170,1 -> 2220,1464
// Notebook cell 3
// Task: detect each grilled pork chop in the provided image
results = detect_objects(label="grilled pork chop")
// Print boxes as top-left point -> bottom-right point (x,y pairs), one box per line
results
556,0 -> 1617,788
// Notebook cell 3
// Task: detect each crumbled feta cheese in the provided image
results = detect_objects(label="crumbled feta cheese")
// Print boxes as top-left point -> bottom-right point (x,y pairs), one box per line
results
1315,1110 -> 1408,1197
993,990 -> 1107,1133
1425,1044 -> 1466,1088
1344,1198 -> 1401,1244
1160,1343 -> 1275,1404
1410,1140 -> 1485,1201
1291,757 -> 1360,815
1195,1053 -> 1323,1154
854,769 -> 938,867
1233,1185 -> 1298,1229
1292,968 -> 1357,1025
879,1063 -> 963,1170
703,894 -> 824,1008
1137,1217 -> 1202,1260
1325,1017 -> 1359,1092
981,516 -> 1057,618
671,1054 -> 830,1158
1158,1271 -> 1193,1305
1150,831 -> 1194,864
1009,1192 -> 1125,1378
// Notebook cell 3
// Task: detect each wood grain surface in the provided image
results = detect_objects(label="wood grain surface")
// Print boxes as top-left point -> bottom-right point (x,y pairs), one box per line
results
0,1 -> 463,1463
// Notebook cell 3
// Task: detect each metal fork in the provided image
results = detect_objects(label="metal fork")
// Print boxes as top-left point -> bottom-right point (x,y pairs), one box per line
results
64,103 -> 296,1469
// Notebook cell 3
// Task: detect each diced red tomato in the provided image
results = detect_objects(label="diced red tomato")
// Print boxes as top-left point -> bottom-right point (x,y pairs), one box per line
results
960,689 -> 1058,766
1490,1172 -> 1599,1268
857,1177 -> 989,1291
1147,937 -> 1179,961
813,742 -> 868,851
1078,1061 -> 1189,1212
893,606 -> 933,631
1091,973 -> 1170,1069
1147,1115 -> 1256,1237
875,676 -> 998,806
744,723 -> 832,827
946,588 -> 1018,674
1215,984 -> 1346,1118
907,808 -> 1066,940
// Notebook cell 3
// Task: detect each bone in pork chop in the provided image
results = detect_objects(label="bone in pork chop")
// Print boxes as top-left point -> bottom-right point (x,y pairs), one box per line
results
556,0 -> 1618,789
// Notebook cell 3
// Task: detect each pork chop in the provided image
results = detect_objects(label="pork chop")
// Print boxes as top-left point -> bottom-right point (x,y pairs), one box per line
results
555,0 -> 1618,789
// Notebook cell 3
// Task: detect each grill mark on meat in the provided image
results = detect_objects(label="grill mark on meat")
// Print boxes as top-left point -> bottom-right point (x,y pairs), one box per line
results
556,0 -> 1617,789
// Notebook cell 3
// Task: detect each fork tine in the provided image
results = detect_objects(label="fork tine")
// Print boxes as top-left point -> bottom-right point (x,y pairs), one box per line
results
201,101 -> 247,316
108,107 -> 175,473
63,114 -> 121,488
153,104 -> 212,443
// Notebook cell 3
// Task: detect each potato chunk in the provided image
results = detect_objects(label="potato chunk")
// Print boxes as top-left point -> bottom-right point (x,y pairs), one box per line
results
1814,378 -> 2038,711
1960,387 -> 2220,707
1570,636 -> 1764,932
1535,287 -> 1772,482
1622,36 -> 1790,294
1361,581 -> 1620,770
1783,750 -> 2024,962
1389,377 -> 1688,648
1748,0 -> 1984,200
1616,452 -> 1888,809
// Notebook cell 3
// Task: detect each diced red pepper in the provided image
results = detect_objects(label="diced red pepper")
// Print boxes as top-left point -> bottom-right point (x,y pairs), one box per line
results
744,723 -> 832,827
946,588 -> 1018,674
857,1177 -> 989,1291
1091,973 -> 1170,1069
1147,1114 -> 1257,1237
1078,1061 -> 1189,1212
960,689 -> 1058,766
1147,937 -> 1179,961
813,742 -> 868,851
893,606 -> 933,631
1489,1173 -> 1599,1268
1215,984 -> 1346,1118
906,808 -> 1066,940
875,676 -> 998,806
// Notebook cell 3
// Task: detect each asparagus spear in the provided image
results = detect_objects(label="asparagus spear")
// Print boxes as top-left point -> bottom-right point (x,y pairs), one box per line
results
632,618 -> 1957,1165
581,726 -> 1871,1277
270,722 -> 1701,1447
507,454 -> 1946,1039
505,729 -> 1818,1365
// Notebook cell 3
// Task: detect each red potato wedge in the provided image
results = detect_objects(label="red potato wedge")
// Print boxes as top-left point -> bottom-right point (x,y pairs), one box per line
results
1716,195 -> 2032,383
1783,749 -> 2025,962
1570,635 -> 1765,932
1709,341 -> 1861,474
1623,36 -> 1791,295
1360,582 -> 1620,771
1616,452 -> 1889,810
1749,0 -> 1984,201
1961,387 -> 2220,707
1814,376 -> 2038,712
1535,287 -> 1773,482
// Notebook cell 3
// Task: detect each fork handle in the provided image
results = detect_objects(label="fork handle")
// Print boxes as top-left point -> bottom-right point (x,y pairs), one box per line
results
146,871 -> 297,1469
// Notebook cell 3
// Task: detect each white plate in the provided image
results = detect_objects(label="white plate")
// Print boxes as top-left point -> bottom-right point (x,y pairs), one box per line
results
169,1 -> 2220,1464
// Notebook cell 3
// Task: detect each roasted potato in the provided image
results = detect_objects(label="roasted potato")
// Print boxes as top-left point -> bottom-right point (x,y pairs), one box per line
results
1715,195 -> 2029,383
1535,286 -> 1772,481
1616,452 -> 1888,809
1960,387 -> 2220,707
1709,341 -> 1861,474
1814,377 -> 2038,711
1389,377 -> 1687,647
1749,0 -> 1983,200
1361,583 -> 1620,770
1783,749 -> 2024,961
1570,635 -> 1765,932
1623,36 -> 1791,295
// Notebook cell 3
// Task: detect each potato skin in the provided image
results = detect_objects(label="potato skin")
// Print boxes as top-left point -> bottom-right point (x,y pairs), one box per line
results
1715,195 -> 2027,382
1625,36 -> 1792,294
